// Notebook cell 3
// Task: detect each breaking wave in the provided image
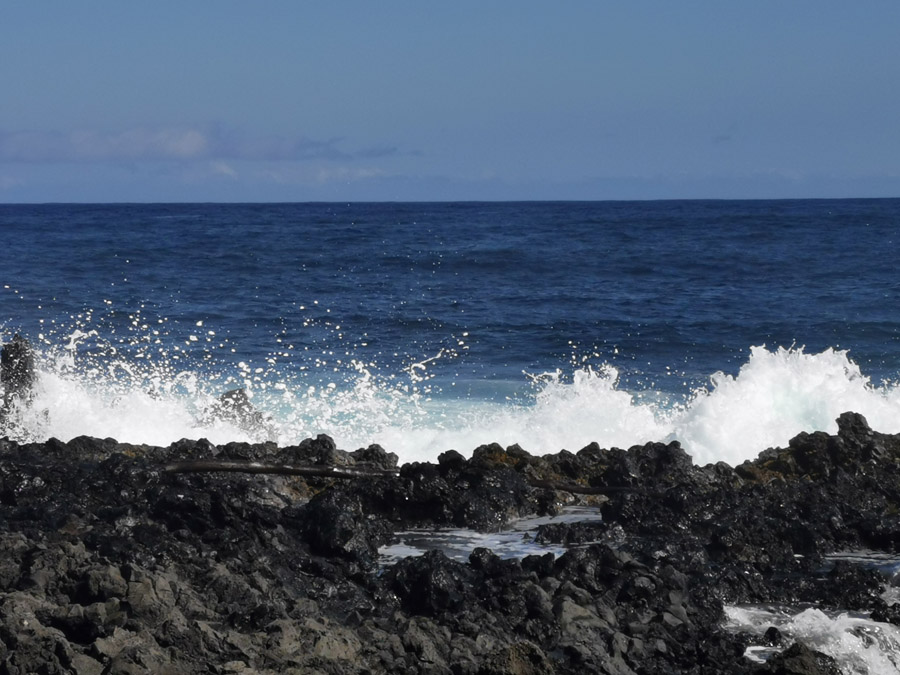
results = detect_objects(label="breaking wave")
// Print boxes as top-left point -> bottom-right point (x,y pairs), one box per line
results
4,317 -> 900,467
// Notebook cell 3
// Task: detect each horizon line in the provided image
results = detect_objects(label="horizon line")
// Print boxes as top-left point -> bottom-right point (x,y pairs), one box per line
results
2,195 -> 899,207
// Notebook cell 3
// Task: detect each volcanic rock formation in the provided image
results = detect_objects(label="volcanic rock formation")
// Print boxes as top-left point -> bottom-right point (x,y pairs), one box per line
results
0,413 -> 897,672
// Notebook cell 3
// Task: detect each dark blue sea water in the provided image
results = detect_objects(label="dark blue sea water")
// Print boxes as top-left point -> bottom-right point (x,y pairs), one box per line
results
6,199 -> 900,671
2,200 -> 900,465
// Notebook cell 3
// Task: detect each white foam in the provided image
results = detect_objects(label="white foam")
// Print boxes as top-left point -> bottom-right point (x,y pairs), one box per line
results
4,359 -> 251,447
361,346 -> 900,465
4,336 -> 900,467
671,346 -> 900,465
725,605 -> 900,673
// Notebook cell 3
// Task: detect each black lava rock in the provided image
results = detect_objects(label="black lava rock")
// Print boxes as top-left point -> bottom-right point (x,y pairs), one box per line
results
0,414 -> 898,672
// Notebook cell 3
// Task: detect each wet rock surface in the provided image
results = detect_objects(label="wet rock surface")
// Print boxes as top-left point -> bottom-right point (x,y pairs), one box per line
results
0,413 -> 899,672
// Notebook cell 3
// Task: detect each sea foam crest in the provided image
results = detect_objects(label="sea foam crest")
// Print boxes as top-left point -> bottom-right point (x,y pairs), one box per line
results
671,345 -> 900,465
411,345 -> 900,467
3,330 -> 900,467
725,605 -> 900,673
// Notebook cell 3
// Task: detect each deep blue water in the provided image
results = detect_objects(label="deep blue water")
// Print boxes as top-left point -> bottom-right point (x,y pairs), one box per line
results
6,200 -> 900,670
3,200 -> 900,385
2,200 -> 900,463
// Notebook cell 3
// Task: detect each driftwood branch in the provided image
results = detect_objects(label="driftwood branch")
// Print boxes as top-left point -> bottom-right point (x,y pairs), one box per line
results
164,459 -> 641,494
164,460 -> 399,479
526,479 -> 644,495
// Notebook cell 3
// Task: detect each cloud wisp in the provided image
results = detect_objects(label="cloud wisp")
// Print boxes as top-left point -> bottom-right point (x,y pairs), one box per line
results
0,127 -> 398,164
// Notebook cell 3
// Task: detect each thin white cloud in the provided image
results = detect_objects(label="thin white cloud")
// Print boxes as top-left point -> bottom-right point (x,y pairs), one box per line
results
0,127 -> 400,163
209,160 -> 238,179
257,164 -> 392,187
314,166 -> 389,184
72,128 -> 209,160
0,129 -> 209,162
0,175 -> 24,190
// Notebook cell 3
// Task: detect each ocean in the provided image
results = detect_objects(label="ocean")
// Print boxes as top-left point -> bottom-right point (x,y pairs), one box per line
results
5,199 -> 900,671
1,199 -> 900,466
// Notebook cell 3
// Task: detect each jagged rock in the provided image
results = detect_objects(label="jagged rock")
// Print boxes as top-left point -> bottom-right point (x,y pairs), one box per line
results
757,641 -> 841,674
388,550 -> 475,616
0,415 -> 898,671
480,641 -> 555,675
203,388 -> 277,443
301,488 -> 391,563
350,443 -> 399,471
0,334 -> 35,401
280,433 -> 349,465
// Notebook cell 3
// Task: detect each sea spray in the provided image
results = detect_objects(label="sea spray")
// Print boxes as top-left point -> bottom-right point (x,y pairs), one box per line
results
5,325 -> 900,467
725,605 -> 900,674
672,345 -> 900,465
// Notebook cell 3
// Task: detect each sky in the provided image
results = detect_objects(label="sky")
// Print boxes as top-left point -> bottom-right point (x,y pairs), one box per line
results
2,2 -> 899,202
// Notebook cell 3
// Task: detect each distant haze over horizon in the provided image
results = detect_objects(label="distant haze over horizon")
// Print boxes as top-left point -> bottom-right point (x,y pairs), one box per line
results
2,2 -> 899,203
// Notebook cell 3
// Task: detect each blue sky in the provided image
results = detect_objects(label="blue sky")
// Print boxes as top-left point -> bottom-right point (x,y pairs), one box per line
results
2,2 -> 899,202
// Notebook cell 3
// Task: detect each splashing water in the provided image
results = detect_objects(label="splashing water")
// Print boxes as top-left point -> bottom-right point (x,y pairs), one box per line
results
4,312 -> 900,468
725,605 -> 900,674
671,345 -> 900,465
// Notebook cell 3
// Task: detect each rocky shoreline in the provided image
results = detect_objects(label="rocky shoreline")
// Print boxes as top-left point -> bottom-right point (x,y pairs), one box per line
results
1,412 -> 899,673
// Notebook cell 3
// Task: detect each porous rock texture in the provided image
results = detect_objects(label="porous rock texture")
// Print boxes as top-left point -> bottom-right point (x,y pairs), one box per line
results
0,412 -> 897,673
